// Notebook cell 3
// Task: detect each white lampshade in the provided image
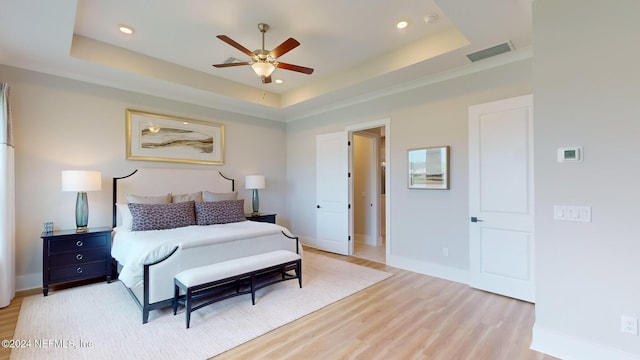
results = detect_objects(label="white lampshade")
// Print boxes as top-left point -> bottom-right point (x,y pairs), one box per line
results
61,170 -> 102,192
245,175 -> 265,190
251,62 -> 275,77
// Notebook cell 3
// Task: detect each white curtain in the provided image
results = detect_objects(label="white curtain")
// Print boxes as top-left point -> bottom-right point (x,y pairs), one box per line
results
0,82 -> 15,308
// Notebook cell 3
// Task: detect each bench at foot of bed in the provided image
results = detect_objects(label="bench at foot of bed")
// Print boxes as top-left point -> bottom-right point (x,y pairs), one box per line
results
173,250 -> 302,329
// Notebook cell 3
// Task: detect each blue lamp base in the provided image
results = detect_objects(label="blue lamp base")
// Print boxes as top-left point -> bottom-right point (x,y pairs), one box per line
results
251,189 -> 260,216
75,191 -> 89,232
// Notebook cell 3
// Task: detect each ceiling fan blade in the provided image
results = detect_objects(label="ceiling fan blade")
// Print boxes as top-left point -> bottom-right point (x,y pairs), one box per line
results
261,75 -> 272,84
276,62 -> 314,75
216,35 -> 255,57
212,62 -> 251,68
269,38 -> 300,59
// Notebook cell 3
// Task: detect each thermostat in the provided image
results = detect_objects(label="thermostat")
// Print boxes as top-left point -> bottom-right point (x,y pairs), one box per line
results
557,147 -> 583,162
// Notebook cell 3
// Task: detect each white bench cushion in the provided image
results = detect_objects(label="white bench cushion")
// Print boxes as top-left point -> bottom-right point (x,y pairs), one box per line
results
175,250 -> 300,287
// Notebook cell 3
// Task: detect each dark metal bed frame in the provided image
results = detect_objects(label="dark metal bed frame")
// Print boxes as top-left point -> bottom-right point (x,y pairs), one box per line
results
111,170 -> 236,323
111,170 -> 300,324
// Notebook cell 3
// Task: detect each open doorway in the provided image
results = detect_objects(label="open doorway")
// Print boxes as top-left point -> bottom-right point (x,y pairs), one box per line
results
352,126 -> 386,263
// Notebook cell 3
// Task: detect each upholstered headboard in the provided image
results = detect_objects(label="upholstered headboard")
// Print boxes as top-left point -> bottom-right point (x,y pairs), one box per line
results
112,168 -> 235,227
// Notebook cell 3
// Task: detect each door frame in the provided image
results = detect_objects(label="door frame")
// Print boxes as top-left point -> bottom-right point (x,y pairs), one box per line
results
345,118 -> 391,261
352,131 -> 380,246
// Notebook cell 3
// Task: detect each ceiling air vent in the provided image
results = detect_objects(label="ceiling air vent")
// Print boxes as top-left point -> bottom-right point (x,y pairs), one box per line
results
466,42 -> 514,62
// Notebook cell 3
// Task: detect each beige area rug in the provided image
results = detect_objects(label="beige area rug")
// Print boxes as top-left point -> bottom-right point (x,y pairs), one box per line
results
11,252 -> 391,360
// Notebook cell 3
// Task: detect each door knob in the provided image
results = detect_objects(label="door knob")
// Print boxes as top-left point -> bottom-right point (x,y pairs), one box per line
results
470,217 -> 484,223
316,205 -> 321,208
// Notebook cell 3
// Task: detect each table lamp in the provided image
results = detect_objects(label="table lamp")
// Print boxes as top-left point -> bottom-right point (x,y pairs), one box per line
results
61,170 -> 102,232
245,175 -> 265,216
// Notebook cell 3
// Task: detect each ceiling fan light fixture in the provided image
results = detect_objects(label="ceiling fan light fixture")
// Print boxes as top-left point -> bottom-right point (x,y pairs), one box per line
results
252,61 -> 276,77
213,23 -> 313,82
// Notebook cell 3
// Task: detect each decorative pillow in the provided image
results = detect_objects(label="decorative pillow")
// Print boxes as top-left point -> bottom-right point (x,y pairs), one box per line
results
129,201 -> 196,231
116,203 -> 133,231
195,199 -> 247,225
172,192 -> 203,203
202,191 -> 238,202
126,193 -> 172,204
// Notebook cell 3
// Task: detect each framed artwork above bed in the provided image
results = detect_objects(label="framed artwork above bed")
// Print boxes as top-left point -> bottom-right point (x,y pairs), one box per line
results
126,109 -> 225,165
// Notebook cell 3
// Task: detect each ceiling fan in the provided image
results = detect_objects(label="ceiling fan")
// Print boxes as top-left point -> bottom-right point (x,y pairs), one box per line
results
212,23 -> 314,84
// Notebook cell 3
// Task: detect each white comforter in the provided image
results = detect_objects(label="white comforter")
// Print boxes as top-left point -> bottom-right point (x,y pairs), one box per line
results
112,221 -> 292,288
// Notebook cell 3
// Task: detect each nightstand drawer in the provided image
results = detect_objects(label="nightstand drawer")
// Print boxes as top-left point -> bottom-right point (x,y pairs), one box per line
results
49,248 -> 107,267
49,261 -> 108,282
49,233 -> 107,253
246,213 -> 276,224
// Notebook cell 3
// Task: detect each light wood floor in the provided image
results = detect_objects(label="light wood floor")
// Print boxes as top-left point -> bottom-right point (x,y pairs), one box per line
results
0,294 -> 23,360
0,249 -> 556,360
215,248 -> 556,360
353,241 -> 386,264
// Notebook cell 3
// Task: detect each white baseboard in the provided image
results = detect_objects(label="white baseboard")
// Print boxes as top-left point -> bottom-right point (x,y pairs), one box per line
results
386,254 -> 469,285
531,323 -> 640,360
302,237 -> 468,284
16,272 -> 41,292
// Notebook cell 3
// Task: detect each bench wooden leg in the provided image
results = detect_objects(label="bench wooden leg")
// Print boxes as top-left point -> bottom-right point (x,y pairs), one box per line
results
297,259 -> 302,288
173,284 -> 179,315
251,274 -> 256,305
185,288 -> 193,329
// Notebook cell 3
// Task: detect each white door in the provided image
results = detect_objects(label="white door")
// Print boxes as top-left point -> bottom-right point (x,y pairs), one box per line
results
468,94 -> 534,302
316,132 -> 351,255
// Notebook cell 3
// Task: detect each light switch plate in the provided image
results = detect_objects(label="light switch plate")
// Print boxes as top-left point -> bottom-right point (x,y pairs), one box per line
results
553,205 -> 591,222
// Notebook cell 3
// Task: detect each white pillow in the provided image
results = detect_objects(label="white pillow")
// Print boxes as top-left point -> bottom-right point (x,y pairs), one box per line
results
125,193 -> 172,204
202,191 -> 237,202
172,192 -> 203,203
116,203 -> 133,231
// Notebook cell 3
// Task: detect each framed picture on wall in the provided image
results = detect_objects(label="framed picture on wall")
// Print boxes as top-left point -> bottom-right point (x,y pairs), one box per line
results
407,146 -> 450,189
126,109 -> 224,165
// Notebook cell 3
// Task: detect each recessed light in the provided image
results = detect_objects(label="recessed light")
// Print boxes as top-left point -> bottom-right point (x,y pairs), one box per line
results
118,24 -> 134,35
396,20 -> 409,29
275,79 -> 284,84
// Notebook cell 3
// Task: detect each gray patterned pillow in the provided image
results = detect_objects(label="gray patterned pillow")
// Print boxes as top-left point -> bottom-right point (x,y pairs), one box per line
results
129,201 -> 196,231
195,199 -> 247,225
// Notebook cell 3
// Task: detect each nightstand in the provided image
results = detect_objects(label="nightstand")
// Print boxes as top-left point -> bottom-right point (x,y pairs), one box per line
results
246,213 -> 276,224
41,226 -> 113,296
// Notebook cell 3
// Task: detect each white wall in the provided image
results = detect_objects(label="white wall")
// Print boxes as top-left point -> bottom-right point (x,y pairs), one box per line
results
531,1 -> 640,359
286,58 -> 532,283
0,65 -> 287,291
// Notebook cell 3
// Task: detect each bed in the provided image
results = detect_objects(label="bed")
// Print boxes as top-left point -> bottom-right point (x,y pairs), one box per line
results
111,168 -> 300,323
